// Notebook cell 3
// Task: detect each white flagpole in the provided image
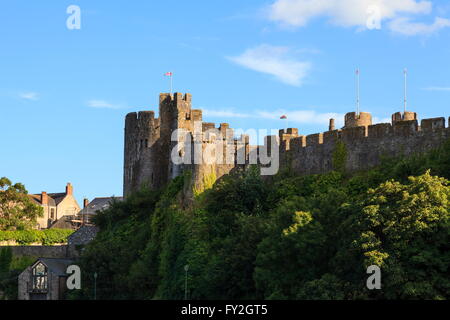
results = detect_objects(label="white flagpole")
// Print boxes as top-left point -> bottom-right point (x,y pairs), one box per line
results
170,72 -> 173,95
356,68 -> 360,116
404,68 -> 407,114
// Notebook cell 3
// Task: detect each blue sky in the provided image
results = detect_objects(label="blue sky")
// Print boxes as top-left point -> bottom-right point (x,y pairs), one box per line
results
1,0 -> 450,203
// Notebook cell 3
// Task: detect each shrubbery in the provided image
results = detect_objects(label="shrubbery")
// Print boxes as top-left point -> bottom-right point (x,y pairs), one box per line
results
0,229 -> 74,245
74,140 -> 450,300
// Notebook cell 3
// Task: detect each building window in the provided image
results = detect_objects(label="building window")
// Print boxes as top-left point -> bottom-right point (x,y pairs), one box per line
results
32,263 -> 48,292
145,139 -> 148,148
50,209 -> 55,220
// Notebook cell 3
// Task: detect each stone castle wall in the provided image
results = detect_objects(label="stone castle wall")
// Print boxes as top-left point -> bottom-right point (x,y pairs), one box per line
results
123,92 -> 450,196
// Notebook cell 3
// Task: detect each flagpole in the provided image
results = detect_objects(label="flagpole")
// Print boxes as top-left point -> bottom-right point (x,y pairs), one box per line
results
404,68 -> 407,114
170,72 -> 173,95
356,68 -> 360,116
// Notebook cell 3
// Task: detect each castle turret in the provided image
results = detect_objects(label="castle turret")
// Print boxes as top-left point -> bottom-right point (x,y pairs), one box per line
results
344,112 -> 372,128
159,93 -> 193,181
123,110 -> 160,196
391,111 -> 417,124
329,118 -> 335,131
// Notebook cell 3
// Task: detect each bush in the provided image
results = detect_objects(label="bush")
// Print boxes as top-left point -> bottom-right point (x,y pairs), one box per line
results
0,229 -> 74,245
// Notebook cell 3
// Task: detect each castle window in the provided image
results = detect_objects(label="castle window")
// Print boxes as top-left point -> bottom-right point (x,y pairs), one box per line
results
50,209 -> 55,220
145,139 -> 148,148
32,262 -> 48,292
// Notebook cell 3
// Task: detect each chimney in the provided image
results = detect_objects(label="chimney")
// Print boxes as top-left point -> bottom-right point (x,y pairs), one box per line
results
329,118 -> 335,131
41,192 -> 48,205
83,198 -> 89,208
66,183 -> 73,195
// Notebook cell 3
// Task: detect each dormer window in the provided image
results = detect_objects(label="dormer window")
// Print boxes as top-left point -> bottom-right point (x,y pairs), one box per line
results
32,262 -> 48,292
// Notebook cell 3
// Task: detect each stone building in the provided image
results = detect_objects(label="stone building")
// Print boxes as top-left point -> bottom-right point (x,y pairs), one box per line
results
124,92 -> 450,197
18,258 -> 74,300
29,183 -> 81,229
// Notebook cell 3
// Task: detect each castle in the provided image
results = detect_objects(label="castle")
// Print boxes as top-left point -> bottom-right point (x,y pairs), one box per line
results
123,92 -> 450,197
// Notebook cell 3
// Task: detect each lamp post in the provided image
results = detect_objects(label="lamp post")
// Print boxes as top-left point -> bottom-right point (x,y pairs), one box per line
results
93,272 -> 97,300
184,265 -> 189,300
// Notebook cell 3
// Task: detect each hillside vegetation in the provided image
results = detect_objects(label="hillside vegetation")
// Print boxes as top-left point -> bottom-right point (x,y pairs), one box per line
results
74,141 -> 450,300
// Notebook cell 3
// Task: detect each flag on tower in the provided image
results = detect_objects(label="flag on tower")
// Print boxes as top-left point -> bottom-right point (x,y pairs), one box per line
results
164,72 -> 173,94
280,115 -> 287,119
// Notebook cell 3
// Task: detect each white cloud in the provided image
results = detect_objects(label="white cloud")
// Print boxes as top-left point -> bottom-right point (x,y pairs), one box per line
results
19,92 -> 39,101
257,109 -> 345,126
227,44 -> 311,86
422,86 -> 450,91
87,100 -> 124,109
268,0 -> 449,35
204,107 -> 391,128
389,16 -> 450,35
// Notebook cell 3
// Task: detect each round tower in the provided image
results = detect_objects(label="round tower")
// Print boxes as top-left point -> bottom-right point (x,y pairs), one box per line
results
344,112 -> 372,128
391,111 -> 417,124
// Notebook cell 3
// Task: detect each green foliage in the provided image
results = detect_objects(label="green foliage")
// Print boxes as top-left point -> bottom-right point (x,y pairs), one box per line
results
0,248 -> 12,274
74,141 -> 450,300
0,228 -> 74,245
332,141 -> 347,173
0,177 -> 43,230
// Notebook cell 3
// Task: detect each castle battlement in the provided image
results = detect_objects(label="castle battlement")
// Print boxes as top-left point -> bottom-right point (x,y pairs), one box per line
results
123,92 -> 450,197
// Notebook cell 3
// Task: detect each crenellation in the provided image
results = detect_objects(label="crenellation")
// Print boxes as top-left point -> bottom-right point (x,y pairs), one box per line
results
124,92 -> 450,197
202,122 -> 215,132
341,126 -> 366,142
368,123 -> 392,139
306,133 -> 324,146
421,117 -> 445,131
392,111 -> 417,124
393,120 -> 418,137
290,136 -> 306,150
191,109 -> 203,121
323,130 -> 341,144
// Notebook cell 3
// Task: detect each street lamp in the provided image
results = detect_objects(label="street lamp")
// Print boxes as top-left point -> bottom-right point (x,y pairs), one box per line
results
184,265 -> 189,300
93,272 -> 97,300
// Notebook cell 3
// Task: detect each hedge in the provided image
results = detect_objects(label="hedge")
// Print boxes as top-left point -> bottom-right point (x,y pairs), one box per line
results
0,229 -> 74,245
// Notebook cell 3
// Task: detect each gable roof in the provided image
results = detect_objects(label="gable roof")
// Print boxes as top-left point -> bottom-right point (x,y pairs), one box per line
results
78,197 -> 123,216
32,258 -> 74,276
47,193 -> 68,206
29,194 -> 56,206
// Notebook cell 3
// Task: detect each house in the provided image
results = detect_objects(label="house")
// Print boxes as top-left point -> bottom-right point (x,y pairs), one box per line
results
18,258 -> 74,300
77,196 -> 123,224
29,183 -> 81,229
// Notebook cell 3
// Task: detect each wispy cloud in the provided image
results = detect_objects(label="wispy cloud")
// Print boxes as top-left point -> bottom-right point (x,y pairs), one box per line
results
422,86 -> 450,91
389,17 -> 450,35
256,110 -> 345,126
19,92 -> 39,101
87,100 -> 125,109
227,44 -> 311,86
267,0 -> 450,36
203,107 -> 391,128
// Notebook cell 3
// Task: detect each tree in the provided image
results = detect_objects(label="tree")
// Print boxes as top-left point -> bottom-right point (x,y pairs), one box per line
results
0,177 -> 43,230
0,247 -> 12,274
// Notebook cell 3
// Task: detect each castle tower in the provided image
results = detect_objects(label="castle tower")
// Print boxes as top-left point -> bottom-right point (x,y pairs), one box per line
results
123,110 -> 160,196
159,93 -> 193,181
391,111 -> 417,124
344,112 -> 372,128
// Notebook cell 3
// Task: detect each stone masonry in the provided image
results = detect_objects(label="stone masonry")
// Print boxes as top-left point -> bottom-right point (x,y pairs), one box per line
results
124,92 -> 450,197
